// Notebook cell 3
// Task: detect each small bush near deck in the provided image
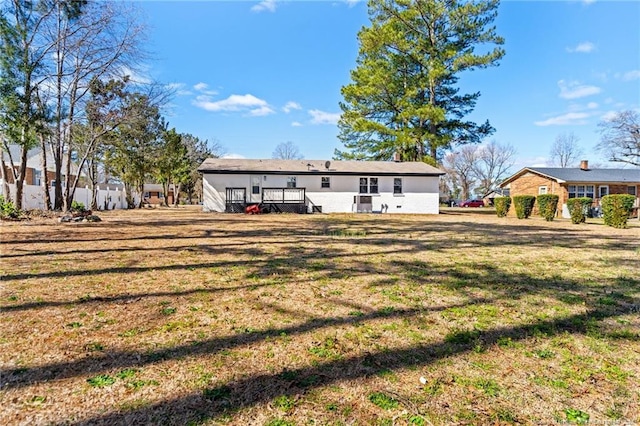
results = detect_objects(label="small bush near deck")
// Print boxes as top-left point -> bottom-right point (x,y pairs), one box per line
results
513,195 -> 535,219
601,194 -> 636,229
537,194 -> 559,221
566,198 -> 592,224
494,197 -> 511,217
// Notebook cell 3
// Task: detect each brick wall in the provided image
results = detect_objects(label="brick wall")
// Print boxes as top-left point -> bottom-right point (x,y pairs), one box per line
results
509,174 -> 640,218
508,172 -> 563,216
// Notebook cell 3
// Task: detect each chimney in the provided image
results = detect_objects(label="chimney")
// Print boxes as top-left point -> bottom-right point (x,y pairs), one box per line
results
580,160 -> 589,171
393,152 -> 402,162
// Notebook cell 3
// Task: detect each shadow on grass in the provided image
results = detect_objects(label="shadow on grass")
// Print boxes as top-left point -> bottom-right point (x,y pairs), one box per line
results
68,303 -> 635,425
3,212 -> 639,423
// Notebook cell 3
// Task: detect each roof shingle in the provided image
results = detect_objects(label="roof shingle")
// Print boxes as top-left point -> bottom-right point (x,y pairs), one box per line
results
198,158 -> 444,176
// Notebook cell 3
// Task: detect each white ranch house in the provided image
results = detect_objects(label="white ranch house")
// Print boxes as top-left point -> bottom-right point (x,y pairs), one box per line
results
198,158 -> 444,214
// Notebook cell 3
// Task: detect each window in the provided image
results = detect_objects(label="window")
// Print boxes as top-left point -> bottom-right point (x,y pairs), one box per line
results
538,186 -> 547,195
321,177 -> 330,188
568,185 -> 594,199
287,176 -> 297,188
252,176 -> 260,194
369,177 -> 378,194
628,186 -> 637,196
394,178 -> 402,194
33,170 -> 41,186
359,177 -> 368,193
359,177 -> 379,194
598,185 -> 609,198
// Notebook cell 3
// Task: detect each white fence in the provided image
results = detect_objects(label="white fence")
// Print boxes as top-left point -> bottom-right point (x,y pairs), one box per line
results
1,181 -> 129,210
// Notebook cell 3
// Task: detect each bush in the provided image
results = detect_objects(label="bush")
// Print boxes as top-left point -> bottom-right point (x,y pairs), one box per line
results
494,196 -> 511,217
566,197 -> 592,224
513,195 -> 536,219
537,194 -> 559,221
0,195 -> 20,219
601,194 -> 636,229
71,200 -> 86,212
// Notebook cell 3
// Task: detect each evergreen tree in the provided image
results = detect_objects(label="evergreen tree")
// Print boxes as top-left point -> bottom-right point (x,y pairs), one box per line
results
336,0 -> 504,164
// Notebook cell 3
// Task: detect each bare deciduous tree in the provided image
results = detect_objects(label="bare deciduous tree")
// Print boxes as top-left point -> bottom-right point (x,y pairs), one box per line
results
474,141 -> 516,194
443,145 -> 479,201
597,110 -> 640,167
273,141 -> 303,160
550,132 -> 583,168
41,0 -> 147,210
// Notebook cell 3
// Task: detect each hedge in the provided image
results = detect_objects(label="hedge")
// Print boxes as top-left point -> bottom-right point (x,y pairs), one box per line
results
601,194 -> 636,229
566,197 -> 592,224
537,194 -> 559,221
494,196 -> 511,217
513,195 -> 535,219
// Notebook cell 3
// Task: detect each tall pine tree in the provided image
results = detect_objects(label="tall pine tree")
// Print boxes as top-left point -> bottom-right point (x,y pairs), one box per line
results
336,0 -> 505,165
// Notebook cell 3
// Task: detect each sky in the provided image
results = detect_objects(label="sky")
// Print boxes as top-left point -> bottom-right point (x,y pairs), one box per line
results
135,0 -> 640,169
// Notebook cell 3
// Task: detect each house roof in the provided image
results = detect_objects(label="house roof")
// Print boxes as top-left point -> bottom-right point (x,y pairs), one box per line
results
500,167 -> 640,187
198,158 -> 445,176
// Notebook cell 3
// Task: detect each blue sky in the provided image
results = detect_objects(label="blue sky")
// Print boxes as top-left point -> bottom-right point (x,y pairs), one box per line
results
136,0 -> 640,169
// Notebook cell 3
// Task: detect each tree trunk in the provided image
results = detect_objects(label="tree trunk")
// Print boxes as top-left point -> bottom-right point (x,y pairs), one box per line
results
14,143 -> 29,211
40,134 -> 51,210
162,181 -> 169,207
173,183 -> 181,207
89,159 -> 98,211
0,145 -> 11,200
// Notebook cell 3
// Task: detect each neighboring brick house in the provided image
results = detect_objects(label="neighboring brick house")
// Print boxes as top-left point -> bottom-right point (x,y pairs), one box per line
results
500,161 -> 640,218
2,145 -> 83,187
143,184 -> 175,205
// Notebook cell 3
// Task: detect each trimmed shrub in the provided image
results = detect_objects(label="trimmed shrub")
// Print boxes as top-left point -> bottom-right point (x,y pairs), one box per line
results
601,194 -> 636,229
566,197 -> 592,224
494,196 -> 511,217
537,194 -> 559,221
513,195 -> 536,219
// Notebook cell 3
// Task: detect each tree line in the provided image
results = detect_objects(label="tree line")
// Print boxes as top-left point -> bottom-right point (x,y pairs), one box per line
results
0,0 -> 219,211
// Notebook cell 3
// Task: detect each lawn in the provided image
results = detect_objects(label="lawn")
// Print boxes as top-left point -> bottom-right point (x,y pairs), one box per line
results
1,208 -> 639,425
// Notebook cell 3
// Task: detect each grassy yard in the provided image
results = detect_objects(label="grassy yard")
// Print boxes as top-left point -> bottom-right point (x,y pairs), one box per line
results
1,208 -> 639,425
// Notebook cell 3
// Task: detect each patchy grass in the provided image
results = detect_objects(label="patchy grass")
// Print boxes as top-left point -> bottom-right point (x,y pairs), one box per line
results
1,208 -> 639,424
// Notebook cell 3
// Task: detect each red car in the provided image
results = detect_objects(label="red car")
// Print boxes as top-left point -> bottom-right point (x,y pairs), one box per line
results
460,199 -> 484,207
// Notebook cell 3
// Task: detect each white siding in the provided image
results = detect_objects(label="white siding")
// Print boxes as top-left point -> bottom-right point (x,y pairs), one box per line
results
202,173 -> 440,214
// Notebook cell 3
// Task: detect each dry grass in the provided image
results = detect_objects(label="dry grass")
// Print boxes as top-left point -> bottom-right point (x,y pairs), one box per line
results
1,207 -> 639,425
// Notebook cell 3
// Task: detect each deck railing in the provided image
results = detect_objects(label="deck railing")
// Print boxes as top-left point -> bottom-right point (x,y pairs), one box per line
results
262,187 -> 306,203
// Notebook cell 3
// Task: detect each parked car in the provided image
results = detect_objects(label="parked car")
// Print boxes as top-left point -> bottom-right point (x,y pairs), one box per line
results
460,199 -> 484,207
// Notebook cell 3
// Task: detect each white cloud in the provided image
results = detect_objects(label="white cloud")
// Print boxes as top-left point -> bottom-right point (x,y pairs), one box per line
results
600,111 -> 618,122
558,80 -> 601,99
193,82 -> 217,95
621,70 -> 640,81
345,0 -> 362,7
568,101 -> 599,112
534,112 -> 591,126
567,42 -> 595,53
309,109 -> 340,125
283,101 -> 302,113
118,66 -> 151,85
166,83 -> 192,96
582,0 -> 596,4
251,0 -> 277,13
248,105 -> 276,117
291,121 -> 303,127
193,94 -> 275,116
222,153 -> 246,159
